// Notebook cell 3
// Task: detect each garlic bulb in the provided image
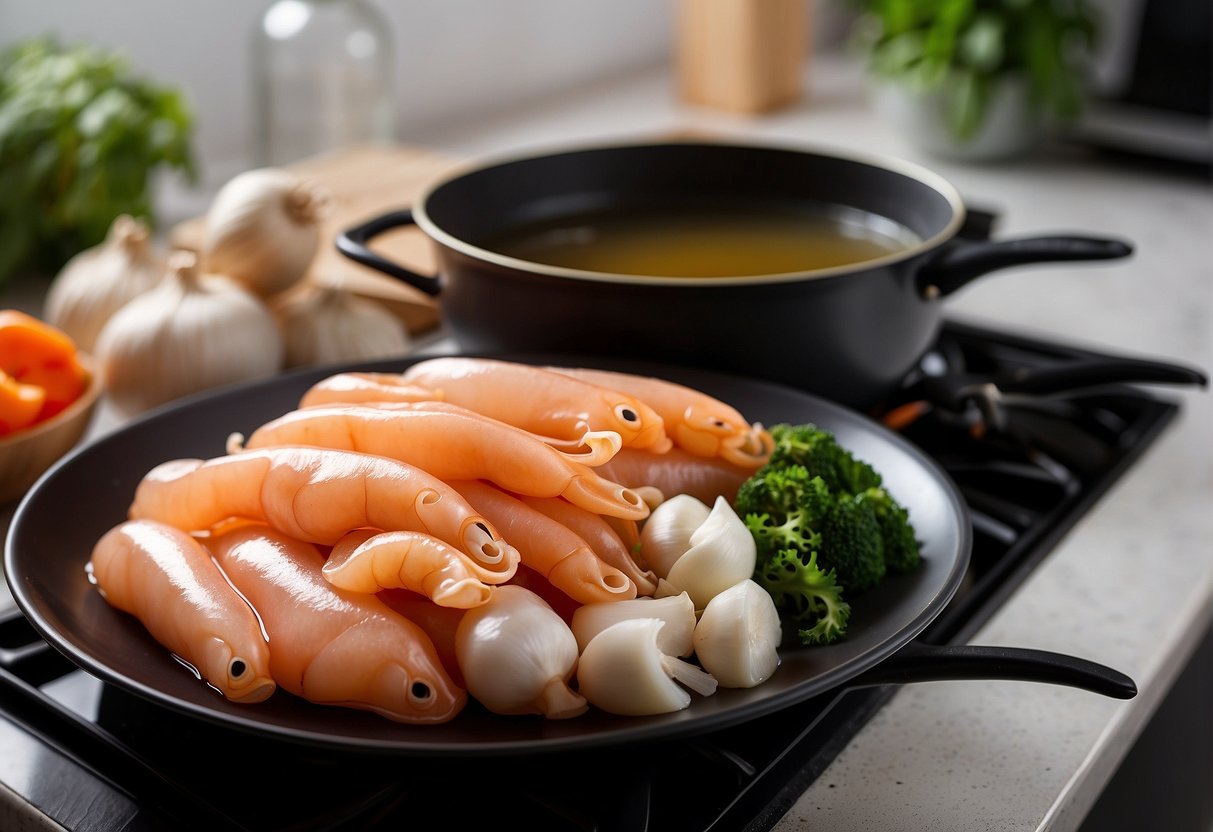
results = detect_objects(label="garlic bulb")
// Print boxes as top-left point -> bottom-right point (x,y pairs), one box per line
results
693,580 -> 783,688
96,252 -> 284,416
201,168 -> 329,298
577,619 -> 718,716
45,215 -> 166,351
639,493 -> 712,578
454,585 -> 586,719
274,283 -> 410,368
570,592 -> 696,657
661,496 -> 757,609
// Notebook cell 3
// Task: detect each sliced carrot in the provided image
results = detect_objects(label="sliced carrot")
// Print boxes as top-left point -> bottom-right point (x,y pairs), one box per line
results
0,310 -> 88,421
0,371 -> 47,437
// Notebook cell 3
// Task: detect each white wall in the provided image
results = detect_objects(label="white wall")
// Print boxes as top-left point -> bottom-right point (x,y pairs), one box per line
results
0,0 -> 675,182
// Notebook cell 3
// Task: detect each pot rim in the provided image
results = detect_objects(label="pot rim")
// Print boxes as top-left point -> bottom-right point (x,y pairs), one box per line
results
411,138 -> 968,287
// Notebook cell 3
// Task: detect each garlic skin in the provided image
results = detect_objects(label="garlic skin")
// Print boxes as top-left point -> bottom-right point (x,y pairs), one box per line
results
45,215 -> 166,351
455,585 -> 586,719
274,283 -> 410,368
570,592 -> 696,657
96,252 -> 284,416
693,580 -> 783,688
662,496 -> 757,609
577,618 -> 718,716
201,168 -> 328,298
639,493 -> 712,578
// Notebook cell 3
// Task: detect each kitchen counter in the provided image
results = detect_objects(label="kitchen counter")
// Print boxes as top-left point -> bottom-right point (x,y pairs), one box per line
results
2,51 -> 1211,831
407,55 -> 1213,831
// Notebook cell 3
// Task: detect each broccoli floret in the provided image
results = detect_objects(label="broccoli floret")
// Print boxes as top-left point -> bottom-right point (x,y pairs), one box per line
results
819,493 -> 886,591
754,548 -> 851,646
768,423 -> 883,495
735,423 -> 923,648
745,508 -> 823,559
862,487 -> 921,573
735,463 -> 831,520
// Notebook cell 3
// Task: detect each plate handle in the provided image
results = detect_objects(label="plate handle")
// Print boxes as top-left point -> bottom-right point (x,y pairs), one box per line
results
846,642 -> 1137,699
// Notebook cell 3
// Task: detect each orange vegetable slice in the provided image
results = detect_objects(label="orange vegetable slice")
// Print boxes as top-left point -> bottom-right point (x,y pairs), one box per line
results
0,370 -> 47,437
0,310 -> 88,422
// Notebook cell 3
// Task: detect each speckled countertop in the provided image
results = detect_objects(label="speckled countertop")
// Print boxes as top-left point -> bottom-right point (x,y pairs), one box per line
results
2,52 -> 1210,832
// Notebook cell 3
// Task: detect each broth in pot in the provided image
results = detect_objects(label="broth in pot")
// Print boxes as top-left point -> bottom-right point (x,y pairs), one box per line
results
479,199 -> 921,278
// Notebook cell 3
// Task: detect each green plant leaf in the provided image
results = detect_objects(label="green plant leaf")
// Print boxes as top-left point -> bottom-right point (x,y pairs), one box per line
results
849,0 -> 1098,135
0,37 -> 195,287
945,69 -> 990,140
959,14 -> 1005,72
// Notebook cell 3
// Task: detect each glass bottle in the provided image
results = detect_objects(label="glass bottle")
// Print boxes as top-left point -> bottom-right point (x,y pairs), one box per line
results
252,0 -> 397,167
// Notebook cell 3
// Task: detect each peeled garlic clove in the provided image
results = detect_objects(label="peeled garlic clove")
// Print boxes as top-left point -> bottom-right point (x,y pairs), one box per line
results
455,585 -> 586,719
45,214 -> 166,351
639,493 -> 711,578
201,168 -> 329,298
693,580 -> 783,688
570,592 -> 696,657
664,496 -> 757,609
577,618 -> 718,716
274,283 -> 410,369
96,252 -> 284,416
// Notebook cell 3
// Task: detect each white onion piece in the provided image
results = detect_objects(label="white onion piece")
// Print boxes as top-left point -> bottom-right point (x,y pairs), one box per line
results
639,494 -> 711,578
693,580 -> 783,688
455,585 -> 586,719
570,592 -> 696,657
663,496 -> 757,609
577,619 -> 718,716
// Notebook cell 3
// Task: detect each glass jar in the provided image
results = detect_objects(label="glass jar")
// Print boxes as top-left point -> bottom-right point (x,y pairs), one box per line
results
252,0 -> 397,167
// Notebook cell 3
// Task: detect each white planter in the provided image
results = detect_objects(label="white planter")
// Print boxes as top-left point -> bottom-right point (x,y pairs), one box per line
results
872,75 -> 1043,162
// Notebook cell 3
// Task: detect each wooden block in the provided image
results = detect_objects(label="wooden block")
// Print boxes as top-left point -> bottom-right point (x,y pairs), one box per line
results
171,143 -> 468,336
676,0 -> 809,114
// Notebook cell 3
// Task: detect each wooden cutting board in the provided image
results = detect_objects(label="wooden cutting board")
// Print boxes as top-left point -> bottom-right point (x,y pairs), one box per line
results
171,143 -> 469,336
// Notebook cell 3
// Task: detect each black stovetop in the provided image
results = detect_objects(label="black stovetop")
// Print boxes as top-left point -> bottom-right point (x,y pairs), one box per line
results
0,319 -> 1186,832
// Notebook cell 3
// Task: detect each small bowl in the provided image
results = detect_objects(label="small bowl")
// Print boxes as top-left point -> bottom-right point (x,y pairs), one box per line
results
0,353 -> 103,505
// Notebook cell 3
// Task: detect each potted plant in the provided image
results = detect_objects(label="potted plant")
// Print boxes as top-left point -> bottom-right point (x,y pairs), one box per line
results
844,0 -> 1099,161
0,38 -> 196,287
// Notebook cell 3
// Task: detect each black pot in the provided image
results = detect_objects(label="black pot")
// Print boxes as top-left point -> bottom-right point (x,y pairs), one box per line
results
338,141 -> 1132,408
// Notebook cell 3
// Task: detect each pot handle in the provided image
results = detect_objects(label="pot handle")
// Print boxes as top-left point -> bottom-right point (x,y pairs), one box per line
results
845,642 -> 1137,699
917,236 -> 1134,299
336,209 -> 443,297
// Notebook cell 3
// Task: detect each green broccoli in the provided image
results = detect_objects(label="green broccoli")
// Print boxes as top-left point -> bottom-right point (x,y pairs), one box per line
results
767,423 -> 883,495
819,493 -> 886,591
861,487 -> 921,573
735,422 -> 921,647
754,548 -> 851,646
745,508 -> 822,557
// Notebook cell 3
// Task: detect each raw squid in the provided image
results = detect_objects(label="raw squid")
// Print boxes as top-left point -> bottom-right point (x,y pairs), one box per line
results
87,519 -> 275,703
595,446 -> 755,507
127,446 -> 520,579
239,404 -> 650,521
322,528 -> 503,607
299,372 -> 440,408
397,357 -> 673,452
548,366 -> 774,468
377,589 -> 467,687
204,524 -> 466,724
449,479 -> 638,605
516,493 -> 657,596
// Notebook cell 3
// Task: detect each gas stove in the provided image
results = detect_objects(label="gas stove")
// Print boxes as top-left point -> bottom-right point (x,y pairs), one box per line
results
0,317 -> 1191,832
